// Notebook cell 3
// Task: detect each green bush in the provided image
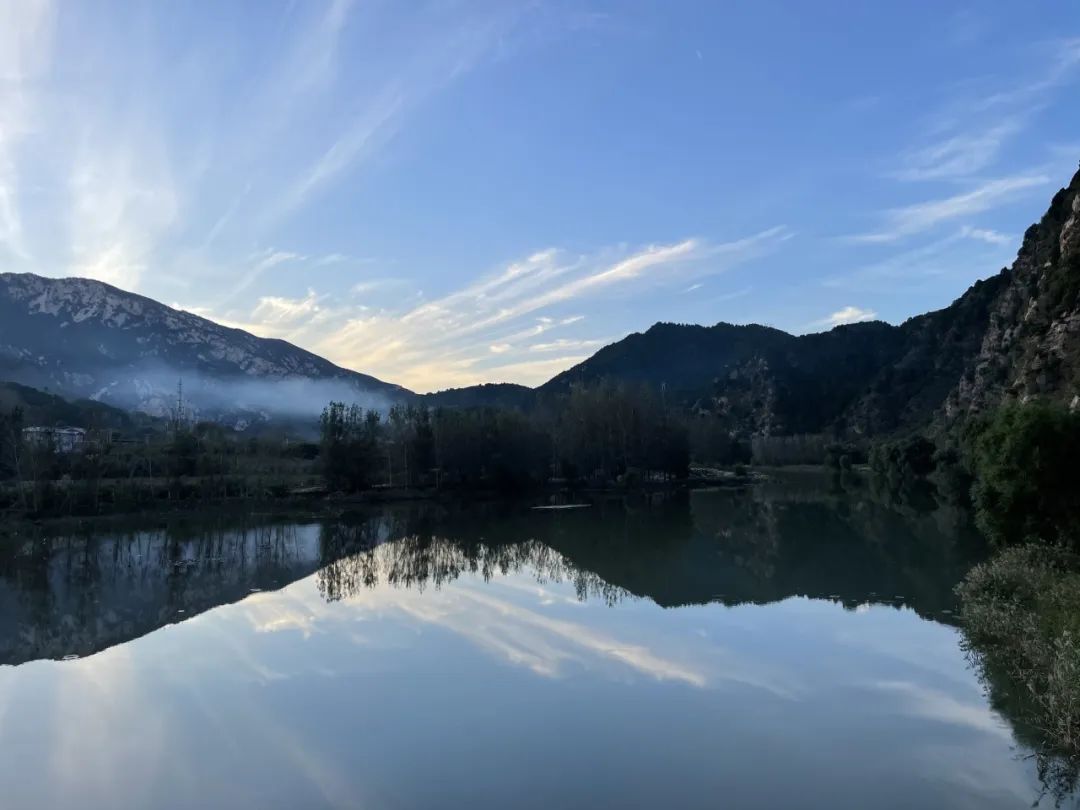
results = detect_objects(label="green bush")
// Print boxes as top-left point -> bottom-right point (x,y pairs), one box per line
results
966,403 -> 1080,550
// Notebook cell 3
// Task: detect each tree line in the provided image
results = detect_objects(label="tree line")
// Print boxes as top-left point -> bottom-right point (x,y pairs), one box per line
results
1,379 -> 712,514
868,402 -> 1080,552
319,380 -> 692,493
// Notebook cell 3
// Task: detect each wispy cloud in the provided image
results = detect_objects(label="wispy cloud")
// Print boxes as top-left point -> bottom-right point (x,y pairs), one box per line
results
825,227 -> 1017,292
216,229 -> 788,391
528,337 -> 609,353
328,230 -> 786,389
67,126 -> 181,289
891,121 -> 1022,182
251,289 -> 324,325
0,1 -> 548,296
266,89 -> 405,225
221,250 -> 304,304
846,174 -> 1048,243
261,5 -> 528,227
916,37 -> 1080,145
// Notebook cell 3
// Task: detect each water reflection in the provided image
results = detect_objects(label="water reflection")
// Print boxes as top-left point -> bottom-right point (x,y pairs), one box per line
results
0,475 -> 1075,808
1,477 -> 981,667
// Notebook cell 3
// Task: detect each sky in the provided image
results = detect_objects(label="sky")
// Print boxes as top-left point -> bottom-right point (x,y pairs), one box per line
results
1,1 -> 1079,392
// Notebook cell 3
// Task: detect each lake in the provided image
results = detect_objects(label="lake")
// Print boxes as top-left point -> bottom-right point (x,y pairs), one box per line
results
0,473 -> 1074,809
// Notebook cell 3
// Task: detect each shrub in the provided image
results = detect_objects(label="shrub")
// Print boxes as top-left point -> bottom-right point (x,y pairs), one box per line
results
958,545 -> 1080,759
966,403 -> 1080,550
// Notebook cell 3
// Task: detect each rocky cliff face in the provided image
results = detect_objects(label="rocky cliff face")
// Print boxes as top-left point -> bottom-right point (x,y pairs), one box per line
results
0,273 -> 409,425
942,169 -> 1080,419
540,167 -> 1080,439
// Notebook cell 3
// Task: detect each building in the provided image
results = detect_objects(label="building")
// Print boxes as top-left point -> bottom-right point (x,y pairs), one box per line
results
22,426 -> 88,454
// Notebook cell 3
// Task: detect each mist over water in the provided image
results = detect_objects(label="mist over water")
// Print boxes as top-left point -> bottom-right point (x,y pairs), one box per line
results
96,365 -> 399,426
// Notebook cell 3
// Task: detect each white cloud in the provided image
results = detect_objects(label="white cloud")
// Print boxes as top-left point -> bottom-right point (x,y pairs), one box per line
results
824,228 -> 1016,292
209,228 -> 786,391
67,130 -> 180,289
892,122 -> 1021,182
817,305 -> 878,328
317,230 -> 786,390
528,338 -> 608,353
959,225 -> 1012,246
871,680 -> 1011,740
251,290 -> 323,325
847,174 -> 1048,243
0,1 -> 554,302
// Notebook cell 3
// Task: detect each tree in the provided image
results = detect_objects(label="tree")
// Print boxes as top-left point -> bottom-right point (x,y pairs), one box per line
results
320,402 -> 382,492
967,403 -> 1080,549
387,404 -> 436,487
0,407 -> 24,481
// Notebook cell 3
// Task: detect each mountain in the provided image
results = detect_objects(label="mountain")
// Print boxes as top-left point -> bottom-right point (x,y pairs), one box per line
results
539,320 -> 909,435
941,173 -> 1080,417
848,166 -> 1080,434
0,273 -> 410,427
5,166 -> 1079,440
445,165 -> 1080,437
0,381 -> 150,431
422,382 -> 537,410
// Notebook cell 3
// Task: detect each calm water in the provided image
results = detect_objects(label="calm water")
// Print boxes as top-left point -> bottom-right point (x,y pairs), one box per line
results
0,475 -> 1074,809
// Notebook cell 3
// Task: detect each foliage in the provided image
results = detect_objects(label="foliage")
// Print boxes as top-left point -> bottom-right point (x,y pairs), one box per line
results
319,402 -> 382,492
868,434 -> 937,482
539,321 -> 909,438
751,434 -> 832,466
0,407 -> 24,480
966,403 -> 1080,550
387,404 -> 435,487
432,406 -> 551,491
958,545 -> 1080,760
552,380 -> 689,483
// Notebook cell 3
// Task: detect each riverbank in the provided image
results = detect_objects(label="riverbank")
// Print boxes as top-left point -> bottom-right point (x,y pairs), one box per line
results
0,469 -> 758,531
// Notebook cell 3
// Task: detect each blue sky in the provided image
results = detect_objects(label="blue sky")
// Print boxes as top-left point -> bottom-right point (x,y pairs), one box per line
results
1,1 -> 1078,391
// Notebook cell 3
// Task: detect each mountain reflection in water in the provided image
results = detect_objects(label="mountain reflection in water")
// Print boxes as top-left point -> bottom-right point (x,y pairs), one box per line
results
0,475 -> 1074,810
1,477 -> 981,666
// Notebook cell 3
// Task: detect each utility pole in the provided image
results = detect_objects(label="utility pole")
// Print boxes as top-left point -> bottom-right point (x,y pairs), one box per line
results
173,378 -> 186,436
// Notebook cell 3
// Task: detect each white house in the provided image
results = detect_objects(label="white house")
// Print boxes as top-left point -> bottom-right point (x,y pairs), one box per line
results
22,426 -> 88,454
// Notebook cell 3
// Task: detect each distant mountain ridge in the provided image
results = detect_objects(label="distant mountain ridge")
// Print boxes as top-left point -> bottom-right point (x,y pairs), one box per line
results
538,320 -> 909,435
0,273 -> 409,427
435,165 -> 1080,437
4,166 -> 1079,438
0,381 -> 146,431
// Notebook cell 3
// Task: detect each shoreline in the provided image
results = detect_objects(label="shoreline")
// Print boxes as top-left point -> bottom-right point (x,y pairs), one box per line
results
0,472 -> 761,535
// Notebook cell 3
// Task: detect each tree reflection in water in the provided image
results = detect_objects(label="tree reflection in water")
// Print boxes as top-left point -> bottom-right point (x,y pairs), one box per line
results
0,476 -> 1076,804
